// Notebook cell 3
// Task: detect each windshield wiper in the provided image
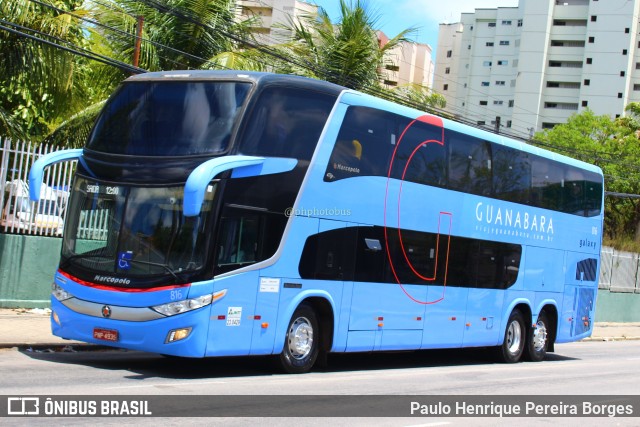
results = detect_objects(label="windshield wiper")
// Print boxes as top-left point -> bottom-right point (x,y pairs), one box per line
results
126,259 -> 180,283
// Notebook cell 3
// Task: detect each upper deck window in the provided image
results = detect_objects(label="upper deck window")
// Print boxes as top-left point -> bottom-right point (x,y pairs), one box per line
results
87,81 -> 251,156
237,86 -> 336,160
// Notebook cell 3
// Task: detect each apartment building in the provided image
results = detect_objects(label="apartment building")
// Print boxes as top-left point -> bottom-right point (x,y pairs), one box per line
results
434,0 -> 640,136
378,32 -> 435,89
235,0 -> 318,45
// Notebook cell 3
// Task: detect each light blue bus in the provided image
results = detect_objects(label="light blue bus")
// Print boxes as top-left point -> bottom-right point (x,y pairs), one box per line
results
30,71 -> 604,373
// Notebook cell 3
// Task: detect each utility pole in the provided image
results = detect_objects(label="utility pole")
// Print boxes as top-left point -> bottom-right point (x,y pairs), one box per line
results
495,116 -> 501,134
132,15 -> 144,69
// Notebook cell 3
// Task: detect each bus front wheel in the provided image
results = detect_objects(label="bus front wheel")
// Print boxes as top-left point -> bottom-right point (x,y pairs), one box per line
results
524,311 -> 549,362
278,304 -> 319,374
496,309 -> 526,363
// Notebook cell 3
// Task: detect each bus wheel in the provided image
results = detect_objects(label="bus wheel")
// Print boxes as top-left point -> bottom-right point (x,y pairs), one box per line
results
496,309 -> 525,363
525,311 -> 549,362
278,304 -> 319,374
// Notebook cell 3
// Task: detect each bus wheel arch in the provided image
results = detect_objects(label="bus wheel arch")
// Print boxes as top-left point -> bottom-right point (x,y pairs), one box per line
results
277,297 -> 334,374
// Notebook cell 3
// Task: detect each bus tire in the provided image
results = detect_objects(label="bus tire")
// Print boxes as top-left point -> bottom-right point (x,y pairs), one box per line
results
496,309 -> 526,363
524,311 -> 549,362
278,304 -> 319,374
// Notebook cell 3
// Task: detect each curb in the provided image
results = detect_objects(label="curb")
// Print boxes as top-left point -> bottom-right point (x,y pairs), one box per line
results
0,343 -> 112,352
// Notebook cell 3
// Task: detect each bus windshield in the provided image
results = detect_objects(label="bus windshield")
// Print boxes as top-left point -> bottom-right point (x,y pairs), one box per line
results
86,81 -> 251,156
61,176 -> 216,280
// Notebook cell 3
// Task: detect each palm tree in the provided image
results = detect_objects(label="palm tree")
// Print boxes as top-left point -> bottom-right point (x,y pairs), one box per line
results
0,0 -> 90,141
274,0 -> 414,90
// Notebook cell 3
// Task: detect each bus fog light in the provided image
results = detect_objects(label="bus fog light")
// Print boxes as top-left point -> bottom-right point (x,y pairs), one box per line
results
166,327 -> 192,343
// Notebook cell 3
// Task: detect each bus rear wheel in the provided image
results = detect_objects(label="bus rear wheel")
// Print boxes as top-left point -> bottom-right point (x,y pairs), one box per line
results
278,304 -> 319,374
496,309 -> 526,363
525,311 -> 549,362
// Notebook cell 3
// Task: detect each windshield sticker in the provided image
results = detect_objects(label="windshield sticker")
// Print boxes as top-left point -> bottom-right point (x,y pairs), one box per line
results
259,277 -> 280,293
226,307 -> 242,326
118,251 -> 133,270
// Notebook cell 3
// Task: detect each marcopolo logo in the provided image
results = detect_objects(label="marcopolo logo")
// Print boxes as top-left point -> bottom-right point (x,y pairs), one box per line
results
93,275 -> 131,285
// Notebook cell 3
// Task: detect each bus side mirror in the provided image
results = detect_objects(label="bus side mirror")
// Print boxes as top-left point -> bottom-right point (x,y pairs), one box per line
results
29,149 -> 83,202
183,156 -> 297,217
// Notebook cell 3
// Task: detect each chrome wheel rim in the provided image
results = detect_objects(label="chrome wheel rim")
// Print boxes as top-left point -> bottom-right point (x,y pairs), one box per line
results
287,316 -> 314,360
506,319 -> 522,354
532,319 -> 548,352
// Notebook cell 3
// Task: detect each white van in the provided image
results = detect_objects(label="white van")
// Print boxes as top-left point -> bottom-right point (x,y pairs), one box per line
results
1,179 -> 65,236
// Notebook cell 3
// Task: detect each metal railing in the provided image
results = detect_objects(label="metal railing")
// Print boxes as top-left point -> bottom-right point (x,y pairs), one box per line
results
0,138 -> 76,237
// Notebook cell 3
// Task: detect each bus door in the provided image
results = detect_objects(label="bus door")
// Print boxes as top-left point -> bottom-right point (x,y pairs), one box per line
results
348,226 -> 427,352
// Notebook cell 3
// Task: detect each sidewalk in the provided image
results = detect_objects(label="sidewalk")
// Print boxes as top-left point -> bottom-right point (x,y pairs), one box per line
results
1,308 -> 639,349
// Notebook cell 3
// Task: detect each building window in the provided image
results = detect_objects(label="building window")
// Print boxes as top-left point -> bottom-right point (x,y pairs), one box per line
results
582,101 -> 588,107
502,20 -> 512,25
445,67 -> 450,74
625,28 -> 630,34
588,36 -> 595,43
488,22 -> 496,27
443,84 -> 448,91
477,121 -> 486,125
636,62 -> 640,70
506,120 -> 512,128
633,84 -> 640,91
496,81 -> 506,86
621,71 -> 626,77
586,58 -> 592,64
468,45 -> 471,49
618,93 -> 623,98
500,40 -> 510,46
447,50 -> 452,58
494,100 -> 504,105
584,79 -> 590,85
497,60 -> 508,65
590,15 -> 597,22
464,83 -> 467,88
481,82 -> 490,86
470,25 -> 473,30
517,19 -> 523,27
483,61 -> 492,66
508,100 -> 514,107
623,49 -> 628,55
486,42 -> 494,46
480,101 -> 488,106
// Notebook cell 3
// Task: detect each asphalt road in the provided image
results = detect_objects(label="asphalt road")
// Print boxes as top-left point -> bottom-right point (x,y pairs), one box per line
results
1,340 -> 639,426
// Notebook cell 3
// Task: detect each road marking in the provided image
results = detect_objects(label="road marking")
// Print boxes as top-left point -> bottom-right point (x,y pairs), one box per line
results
105,380 -> 227,390
402,423 -> 451,427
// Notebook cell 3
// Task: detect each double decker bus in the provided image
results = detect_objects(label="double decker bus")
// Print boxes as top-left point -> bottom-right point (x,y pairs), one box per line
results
30,71 -> 604,373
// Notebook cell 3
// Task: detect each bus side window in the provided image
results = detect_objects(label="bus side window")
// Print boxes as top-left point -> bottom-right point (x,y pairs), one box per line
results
531,157 -> 563,210
325,107 -> 396,181
446,130 -> 492,196
493,146 -> 531,204
563,167 -> 585,215
298,227 -> 356,280
238,87 -> 335,160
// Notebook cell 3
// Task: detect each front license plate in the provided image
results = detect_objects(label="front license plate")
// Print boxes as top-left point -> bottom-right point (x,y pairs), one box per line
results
93,327 -> 119,342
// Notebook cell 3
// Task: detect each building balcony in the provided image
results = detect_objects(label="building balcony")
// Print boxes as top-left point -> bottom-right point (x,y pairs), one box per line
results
553,5 -> 589,20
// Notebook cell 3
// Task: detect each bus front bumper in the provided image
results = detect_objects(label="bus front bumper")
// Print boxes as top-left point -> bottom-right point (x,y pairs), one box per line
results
50,298 -> 212,357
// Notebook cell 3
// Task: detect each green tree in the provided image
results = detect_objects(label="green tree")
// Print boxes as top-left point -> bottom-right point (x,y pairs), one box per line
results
0,0 -> 91,141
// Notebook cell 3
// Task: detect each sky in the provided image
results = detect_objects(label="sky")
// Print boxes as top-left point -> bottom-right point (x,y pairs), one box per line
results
311,0 -> 519,50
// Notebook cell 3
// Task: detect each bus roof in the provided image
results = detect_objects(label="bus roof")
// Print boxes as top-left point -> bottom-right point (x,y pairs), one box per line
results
125,70 -> 345,97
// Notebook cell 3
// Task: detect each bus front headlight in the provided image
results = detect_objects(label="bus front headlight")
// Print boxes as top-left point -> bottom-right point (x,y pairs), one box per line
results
151,294 -> 213,317
52,283 -> 73,301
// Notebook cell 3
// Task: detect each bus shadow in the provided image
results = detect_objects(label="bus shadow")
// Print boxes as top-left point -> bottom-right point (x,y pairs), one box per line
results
19,345 -> 579,380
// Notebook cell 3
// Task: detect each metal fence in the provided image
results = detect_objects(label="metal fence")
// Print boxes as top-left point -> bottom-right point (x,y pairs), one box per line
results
0,138 -> 76,237
599,246 -> 640,293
